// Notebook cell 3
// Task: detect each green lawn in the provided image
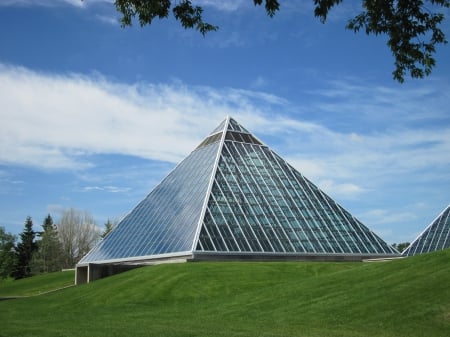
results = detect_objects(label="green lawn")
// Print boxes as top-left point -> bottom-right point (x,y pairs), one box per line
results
0,270 -> 74,297
0,250 -> 449,337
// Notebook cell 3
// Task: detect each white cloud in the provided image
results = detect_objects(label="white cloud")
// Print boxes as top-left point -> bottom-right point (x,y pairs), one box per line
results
0,0 -> 84,7
316,180 -> 366,199
251,76 -> 268,89
82,186 -> 131,193
362,209 -> 418,225
198,0 -> 247,12
0,63 -> 449,245
0,64 -> 281,170
0,0 -> 117,8
95,14 -> 118,25
1,63 -> 449,209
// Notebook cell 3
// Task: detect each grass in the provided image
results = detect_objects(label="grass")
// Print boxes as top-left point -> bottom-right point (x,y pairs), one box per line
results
0,270 -> 75,297
0,250 -> 449,337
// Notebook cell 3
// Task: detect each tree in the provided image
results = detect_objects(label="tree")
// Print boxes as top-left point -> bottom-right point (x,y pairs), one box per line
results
31,215 -> 64,274
392,242 -> 410,253
0,226 -> 16,279
57,208 -> 101,268
12,216 -> 38,279
101,218 -> 118,239
113,0 -> 450,82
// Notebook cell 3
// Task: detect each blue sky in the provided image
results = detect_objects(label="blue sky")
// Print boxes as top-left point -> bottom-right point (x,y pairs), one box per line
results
0,0 -> 449,245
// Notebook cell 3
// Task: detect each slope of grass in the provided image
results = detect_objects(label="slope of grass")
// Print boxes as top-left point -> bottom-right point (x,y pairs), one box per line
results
0,270 -> 75,297
0,250 -> 449,337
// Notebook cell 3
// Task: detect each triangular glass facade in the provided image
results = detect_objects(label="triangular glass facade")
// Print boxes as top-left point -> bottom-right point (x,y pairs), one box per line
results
402,205 -> 450,256
195,118 -> 395,256
79,117 -> 397,265
79,140 -> 220,263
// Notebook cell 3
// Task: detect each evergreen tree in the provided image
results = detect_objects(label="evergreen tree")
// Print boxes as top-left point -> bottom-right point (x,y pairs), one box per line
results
32,215 -> 64,273
12,216 -> 38,279
101,219 -> 114,238
0,226 -> 17,279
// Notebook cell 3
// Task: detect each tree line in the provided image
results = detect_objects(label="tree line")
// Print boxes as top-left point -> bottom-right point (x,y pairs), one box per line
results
0,209 -> 116,280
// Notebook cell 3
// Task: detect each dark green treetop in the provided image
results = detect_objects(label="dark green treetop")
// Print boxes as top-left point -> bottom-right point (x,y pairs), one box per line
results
32,214 -> 64,274
102,219 -> 114,239
13,216 -> 38,279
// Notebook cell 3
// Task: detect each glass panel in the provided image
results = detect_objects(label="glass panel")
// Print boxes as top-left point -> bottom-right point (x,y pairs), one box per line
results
79,141 -> 220,263
81,116 -> 400,265
403,205 -> 450,256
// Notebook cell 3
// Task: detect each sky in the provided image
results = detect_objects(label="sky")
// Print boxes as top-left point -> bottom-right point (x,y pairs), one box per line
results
0,0 -> 449,245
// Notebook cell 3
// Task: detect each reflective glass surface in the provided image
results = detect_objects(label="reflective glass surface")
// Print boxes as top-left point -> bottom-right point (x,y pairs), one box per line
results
402,205 -> 450,256
80,116 -> 398,265
196,133 -> 397,255
79,140 -> 220,263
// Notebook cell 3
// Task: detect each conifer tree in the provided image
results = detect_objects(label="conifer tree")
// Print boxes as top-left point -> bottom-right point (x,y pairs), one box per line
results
32,215 -> 64,273
13,216 -> 38,279
101,219 -> 115,238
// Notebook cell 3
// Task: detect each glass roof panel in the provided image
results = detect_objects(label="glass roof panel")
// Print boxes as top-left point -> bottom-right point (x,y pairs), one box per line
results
228,117 -> 250,133
402,205 -> 450,256
79,141 -> 220,263
209,118 -> 227,135
197,139 -> 398,255
80,116 -> 398,265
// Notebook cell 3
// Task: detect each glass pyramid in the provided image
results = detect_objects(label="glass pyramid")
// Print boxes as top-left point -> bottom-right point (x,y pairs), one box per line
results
79,117 -> 398,266
402,204 -> 450,256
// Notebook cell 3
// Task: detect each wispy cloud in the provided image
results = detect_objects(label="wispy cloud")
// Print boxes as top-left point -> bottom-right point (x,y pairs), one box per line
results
0,0 -> 115,7
198,0 -> 247,12
250,76 -> 269,89
0,0 -> 83,7
95,14 -> 118,25
1,63 -> 449,226
1,62 -> 449,244
0,63 -> 282,170
82,185 -> 131,193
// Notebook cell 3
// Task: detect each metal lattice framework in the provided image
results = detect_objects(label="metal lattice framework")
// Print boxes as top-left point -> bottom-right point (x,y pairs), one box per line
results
402,205 -> 450,256
79,117 -> 398,267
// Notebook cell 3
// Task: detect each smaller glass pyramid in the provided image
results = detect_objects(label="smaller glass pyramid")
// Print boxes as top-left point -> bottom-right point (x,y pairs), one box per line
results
402,204 -> 450,256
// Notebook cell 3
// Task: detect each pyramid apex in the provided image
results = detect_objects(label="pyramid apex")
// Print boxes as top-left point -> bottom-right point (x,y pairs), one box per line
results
207,116 -> 249,135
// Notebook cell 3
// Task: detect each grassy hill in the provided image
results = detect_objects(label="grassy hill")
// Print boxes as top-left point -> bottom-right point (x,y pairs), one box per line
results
0,269 -> 74,297
0,250 -> 449,337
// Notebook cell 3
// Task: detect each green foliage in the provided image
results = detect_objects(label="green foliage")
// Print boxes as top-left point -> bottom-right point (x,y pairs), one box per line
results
115,0 -> 170,27
113,0 -> 449,82
12,216 -> 38,279
314,0 -> 450,82
114,0 -> 218,35
101,219 -> 114,239
31,215 -> 64,274
0,227 -> 16,279
392,242 -> 410,253
345,0 -> 450,82
172,1 -> 218,36
0,250 -> 449,337
253,0 -> 280,17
